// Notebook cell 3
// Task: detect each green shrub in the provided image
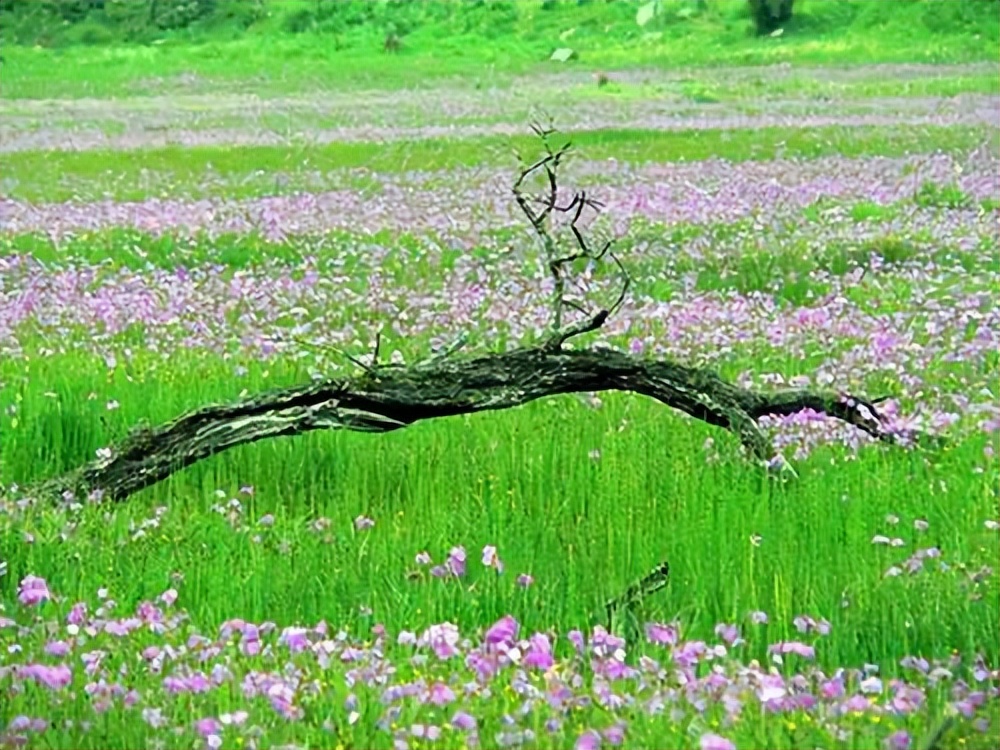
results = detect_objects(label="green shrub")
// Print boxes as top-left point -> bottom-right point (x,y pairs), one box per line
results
65,17 -> 116,43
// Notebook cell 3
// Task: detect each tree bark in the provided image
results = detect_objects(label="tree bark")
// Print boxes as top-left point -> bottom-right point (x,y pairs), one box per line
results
30,343 -> 901,505
20,124 -> 918,506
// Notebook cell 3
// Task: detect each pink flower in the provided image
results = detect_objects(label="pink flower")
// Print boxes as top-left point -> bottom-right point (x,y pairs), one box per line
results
714,623 -> 742,645
645,621 -> 678,646
576,730 -> 602,750
768,641 -> 815,660
701,733 -> 736,750
44,640 -> 71,657
451,711 -> 476,731
524,633 -> 554,670
67,602 -> 87,625
20,663 -> 72,690
240,625 -> 261,656
484,615 -> 519,649
447,546 -> 467,577
17,575 -> 51,607
279,627 -> 310,653
419,622 -> 461,660
194,717 -> 222,737
428,682 -> 456,706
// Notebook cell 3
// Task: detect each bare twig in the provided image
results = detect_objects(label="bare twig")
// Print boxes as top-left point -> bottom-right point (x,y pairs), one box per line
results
512,125 -> 625,349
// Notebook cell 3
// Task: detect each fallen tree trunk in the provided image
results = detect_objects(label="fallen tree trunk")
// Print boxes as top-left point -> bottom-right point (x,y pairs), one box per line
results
21,124 -> 919,506
31,344 -> 898,504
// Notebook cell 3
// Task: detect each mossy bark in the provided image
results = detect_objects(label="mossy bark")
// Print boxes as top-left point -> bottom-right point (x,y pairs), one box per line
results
32,343 -> 896,504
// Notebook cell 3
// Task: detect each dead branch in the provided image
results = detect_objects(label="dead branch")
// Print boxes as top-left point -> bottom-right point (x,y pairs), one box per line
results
29,347 -> 917,504
20,124 -> 930,506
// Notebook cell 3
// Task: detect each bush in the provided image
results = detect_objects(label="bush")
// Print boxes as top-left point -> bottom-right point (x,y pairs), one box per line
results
65,18 -> 116,43
282,7 -> 314,33
747,0 -> 793,35
42,0 -> 104,23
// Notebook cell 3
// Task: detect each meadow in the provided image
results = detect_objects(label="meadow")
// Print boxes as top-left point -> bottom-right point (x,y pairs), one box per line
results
1,2 -> 999,749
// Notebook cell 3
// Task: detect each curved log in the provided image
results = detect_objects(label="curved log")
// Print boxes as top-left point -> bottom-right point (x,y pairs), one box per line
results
20,123 -> 923,506
31,343 -> 902,504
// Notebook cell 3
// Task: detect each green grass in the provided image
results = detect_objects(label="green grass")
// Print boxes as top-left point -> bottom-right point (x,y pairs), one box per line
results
1,0 -> 997,99
2,350 -> 996,661
584,70 -> 1000,104
1,13 -> 998,742
3,124 -> 994,203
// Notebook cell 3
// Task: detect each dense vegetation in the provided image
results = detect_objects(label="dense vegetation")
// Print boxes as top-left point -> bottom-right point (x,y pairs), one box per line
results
0,0 -> 997,96
0,2 -> 998,748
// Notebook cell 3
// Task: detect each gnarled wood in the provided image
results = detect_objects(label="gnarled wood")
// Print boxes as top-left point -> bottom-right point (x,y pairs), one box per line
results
32,344 -> 902,504
23,124 -> 923,506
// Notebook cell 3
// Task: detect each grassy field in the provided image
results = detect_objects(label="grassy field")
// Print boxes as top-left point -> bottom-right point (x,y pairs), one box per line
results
1,3 -> 999,749
1,0 -> 998,98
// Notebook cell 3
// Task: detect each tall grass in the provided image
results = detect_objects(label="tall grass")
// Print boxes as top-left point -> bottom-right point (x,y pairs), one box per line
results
3,347 -> 997,668
0,32 -> 997,746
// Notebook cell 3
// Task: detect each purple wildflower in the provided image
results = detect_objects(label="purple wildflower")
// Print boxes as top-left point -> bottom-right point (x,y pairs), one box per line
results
481,545 -> 504,573
19,663 -> 72,690
447,546 -> 467,577
644,621 -> 678,646
842,695 -> 872,713
576,729 -> 602,750
603,724 -> 626,745
523,633 -> 554,670
700,733 -> 736,750
194,718 -> 221,737
17,575 -> 51,607
279,626 -> 310,653
240,624 -> 261,656
672,640 -> 708,668
860,676 -> 883,694
451,711 -> 477,731
768,641 -> 816,660
419,622 -> 461,660
428,682 -> 456,706
484,615 -> 519,649
821,677 -> 845,699
44,640 -> 71,657
714,623 -> 742,645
